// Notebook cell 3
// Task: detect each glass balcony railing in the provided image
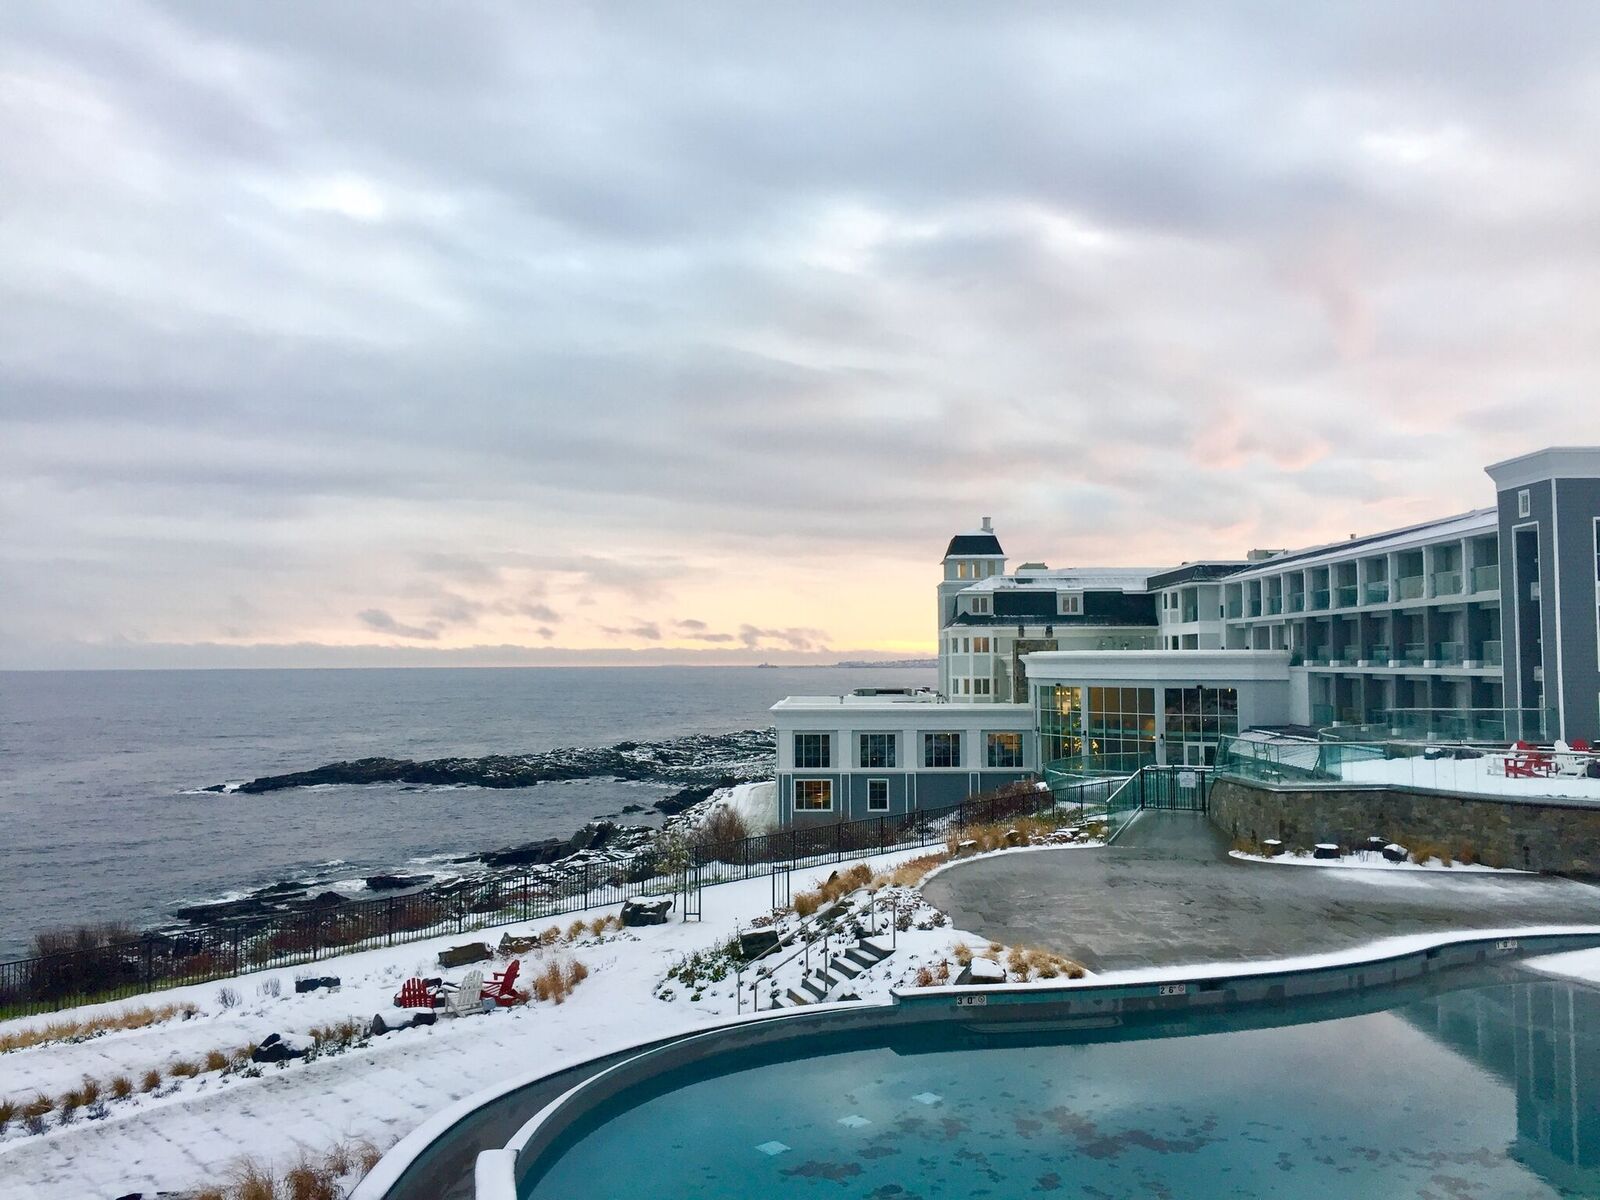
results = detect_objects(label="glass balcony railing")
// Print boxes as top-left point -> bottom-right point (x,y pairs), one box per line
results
1477,639 -> 1502,666
1331,647 -> 1359,666
1430,570 -> 1462,596
1402,641 -> 1427,664
1287,593 -> 1305,612
1367,644 -> 1392,664
1266,596 -> 1282,615
1309,588 -> 1330,610
1469,564 -> 1499,593
1363,581 -> 1389,604
1433,640 -> 1465,666
1248,600 -> 1262,617
1226,601 -> 1243,619
1395,575 -> 1425,600
1334,585 -> 1358,608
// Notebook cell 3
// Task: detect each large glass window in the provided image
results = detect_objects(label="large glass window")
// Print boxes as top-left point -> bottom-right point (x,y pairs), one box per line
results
793,733 -> 830,769
866,778 -> 889,811
859,732 -> 896,769
794,779 -> 832,810
923,732 -> 962,768
1039,684 -> 1084,766
1163,686 -> 1239,764
1081,686 -> 1157,773
986,732 -> 1024,768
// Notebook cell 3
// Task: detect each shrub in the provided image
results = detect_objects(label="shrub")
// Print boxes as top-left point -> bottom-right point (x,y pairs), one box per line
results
170,1059 -> 200,1078
259,977 -> 282,999
0,1097 -> 16,1133
914,966 -> 935,987
205,1049 -> 231,1073
140,1068 -> 163,1093
109,1074 -> 134,1101
216,986 -> 241,1010
693,806 -> 752,862
26,922 -> 140,1001
78,1076 -> 101,1106
284,1155 -> 339,1200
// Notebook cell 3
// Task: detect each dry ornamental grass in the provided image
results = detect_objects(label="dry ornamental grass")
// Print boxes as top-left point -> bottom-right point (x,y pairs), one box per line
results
0,1001 -> 198,1054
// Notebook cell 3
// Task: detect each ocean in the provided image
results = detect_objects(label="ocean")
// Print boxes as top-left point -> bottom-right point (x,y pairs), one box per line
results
0,665 -> 933,961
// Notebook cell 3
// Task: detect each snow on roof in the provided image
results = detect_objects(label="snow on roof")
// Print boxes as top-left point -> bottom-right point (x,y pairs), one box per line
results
1227,507 -> 1497,579
960,566 -> 1165,593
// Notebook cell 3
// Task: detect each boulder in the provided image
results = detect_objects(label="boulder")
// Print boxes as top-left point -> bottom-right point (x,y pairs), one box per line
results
498,933 -> 538,956
438,942 -> 493,968
365,873 -> 430,892
1383,843 -> 1409,863
958,957 -> 1007,985
1005,827 -> 1027,846
482,838 -> 568,869
1313,843 -> 1341,860
738,928 -> 781,960
1364,837 -> 1387,856
251,1032 -> 311,1063
955,839 -> 980,857
621,897 -> 674,927
294,975 -> 340,993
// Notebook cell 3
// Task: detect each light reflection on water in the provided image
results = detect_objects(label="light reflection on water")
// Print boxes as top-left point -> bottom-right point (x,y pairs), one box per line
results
526,975 -> 1600,1200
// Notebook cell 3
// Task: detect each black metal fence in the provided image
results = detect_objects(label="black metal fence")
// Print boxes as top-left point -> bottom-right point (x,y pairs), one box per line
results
0,776 -> 1115,1019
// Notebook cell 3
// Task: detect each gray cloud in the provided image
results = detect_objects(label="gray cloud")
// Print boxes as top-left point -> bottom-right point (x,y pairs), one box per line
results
356,608 -> 440,641
600,621 -> 662,642
739,624 -> 830,653
4,2 -> 1600,664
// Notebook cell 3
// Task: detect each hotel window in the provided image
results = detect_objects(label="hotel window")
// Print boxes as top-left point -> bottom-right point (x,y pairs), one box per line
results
793,732 -> 830,769
1518,489 -> 1531,519
973,637 -> 990,652
866,778 -> 890,811
860,732 -> 896,769
973,678 -> 992,696
972,597 -> 990,614
1059,593 -> 1082,615
924,732 -> 962,768
794,779 -> 832,811
986,732 -> 1024,768
962,637 -> 971,652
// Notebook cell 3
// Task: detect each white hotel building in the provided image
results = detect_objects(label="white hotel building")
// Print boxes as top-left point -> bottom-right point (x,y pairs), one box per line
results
773,447 -> 1600,826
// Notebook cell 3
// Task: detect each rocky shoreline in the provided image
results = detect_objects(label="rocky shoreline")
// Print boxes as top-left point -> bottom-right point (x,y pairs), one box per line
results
162,730 -> 776,933
206,728 -> 775,795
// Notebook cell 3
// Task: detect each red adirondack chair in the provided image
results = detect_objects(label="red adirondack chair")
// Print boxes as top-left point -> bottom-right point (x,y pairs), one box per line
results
394,977 -> 439,1009
1505,741 -> 1554,778
484,958 -> 523,1007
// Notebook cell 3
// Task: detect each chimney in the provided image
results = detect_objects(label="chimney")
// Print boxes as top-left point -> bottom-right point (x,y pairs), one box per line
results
981,516 -> 993,533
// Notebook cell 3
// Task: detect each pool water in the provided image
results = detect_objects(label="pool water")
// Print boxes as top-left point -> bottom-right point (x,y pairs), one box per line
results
525,975 -> 1600,1199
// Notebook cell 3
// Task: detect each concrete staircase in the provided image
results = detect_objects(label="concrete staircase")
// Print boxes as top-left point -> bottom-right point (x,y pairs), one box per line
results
783,937 -> 893,1006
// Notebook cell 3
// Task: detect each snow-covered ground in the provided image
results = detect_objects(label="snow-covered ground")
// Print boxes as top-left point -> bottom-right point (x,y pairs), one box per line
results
1334,751 -> 1600,800
0,846 -> 980,1199
1228,849 -> 1524,873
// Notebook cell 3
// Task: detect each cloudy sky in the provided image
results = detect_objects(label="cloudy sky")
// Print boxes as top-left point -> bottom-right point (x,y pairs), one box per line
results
3,3 -> 1598,669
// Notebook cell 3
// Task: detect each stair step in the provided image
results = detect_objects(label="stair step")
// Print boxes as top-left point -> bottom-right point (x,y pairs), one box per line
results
831,958 -> 862,978
801,977 -> 829,1000
785,988 -> 812,1006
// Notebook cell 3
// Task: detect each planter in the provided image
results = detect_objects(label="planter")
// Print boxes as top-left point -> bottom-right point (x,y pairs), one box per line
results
1261,840 -> 1283,857
1313,844 -> 1341,860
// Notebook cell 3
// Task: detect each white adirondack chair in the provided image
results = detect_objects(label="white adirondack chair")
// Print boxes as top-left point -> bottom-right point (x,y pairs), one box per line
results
440,969 -> 485,1017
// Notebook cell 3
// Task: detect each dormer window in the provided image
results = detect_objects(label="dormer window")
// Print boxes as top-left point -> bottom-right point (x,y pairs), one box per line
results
1058,593 -> 1082,615
971,597 -> 990,614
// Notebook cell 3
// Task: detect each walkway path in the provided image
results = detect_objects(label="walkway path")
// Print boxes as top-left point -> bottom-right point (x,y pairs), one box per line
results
922,812 -> 1600,971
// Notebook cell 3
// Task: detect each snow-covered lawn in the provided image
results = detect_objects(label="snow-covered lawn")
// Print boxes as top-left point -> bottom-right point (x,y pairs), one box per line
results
1228,849 -> 1524,873
0,846 -> 981,1199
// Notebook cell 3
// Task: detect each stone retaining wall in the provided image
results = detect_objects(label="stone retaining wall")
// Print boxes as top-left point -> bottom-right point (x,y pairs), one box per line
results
1208,777 -> 1600,877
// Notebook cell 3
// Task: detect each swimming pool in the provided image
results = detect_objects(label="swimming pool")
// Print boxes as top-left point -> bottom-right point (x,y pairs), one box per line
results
522,972 -> 1600,1199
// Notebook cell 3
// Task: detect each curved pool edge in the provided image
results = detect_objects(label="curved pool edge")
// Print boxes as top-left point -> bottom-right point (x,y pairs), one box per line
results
469,925 -> 1600,1200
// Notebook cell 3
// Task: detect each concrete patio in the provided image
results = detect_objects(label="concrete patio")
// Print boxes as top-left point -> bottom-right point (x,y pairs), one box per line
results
922,811 -> 1600,972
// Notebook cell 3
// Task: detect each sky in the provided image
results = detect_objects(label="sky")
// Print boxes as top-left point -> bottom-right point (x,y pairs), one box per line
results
3,2 -> 1599,669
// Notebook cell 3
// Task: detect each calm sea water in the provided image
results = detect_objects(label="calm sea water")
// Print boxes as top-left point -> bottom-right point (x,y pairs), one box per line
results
0,666 -> 931,960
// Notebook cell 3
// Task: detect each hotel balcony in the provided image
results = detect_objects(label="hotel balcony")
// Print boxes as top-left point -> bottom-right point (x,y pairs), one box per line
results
1430,570 -> 1462,597
1266,596 -> 1282,615
1469,564 -> 1499,594
1309,588 -> 1330,610
1226,600 -> 1243,619
1395,575 -> 1425,601
1477,639 -> 1502,667
1287,593 -> 1304,612
1401,641 -> 1427,665
1431,640 -> 1465,667
1363,643 -> 1392,666
1334,584 -> 1358,608
1363,581 -> 1390,604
